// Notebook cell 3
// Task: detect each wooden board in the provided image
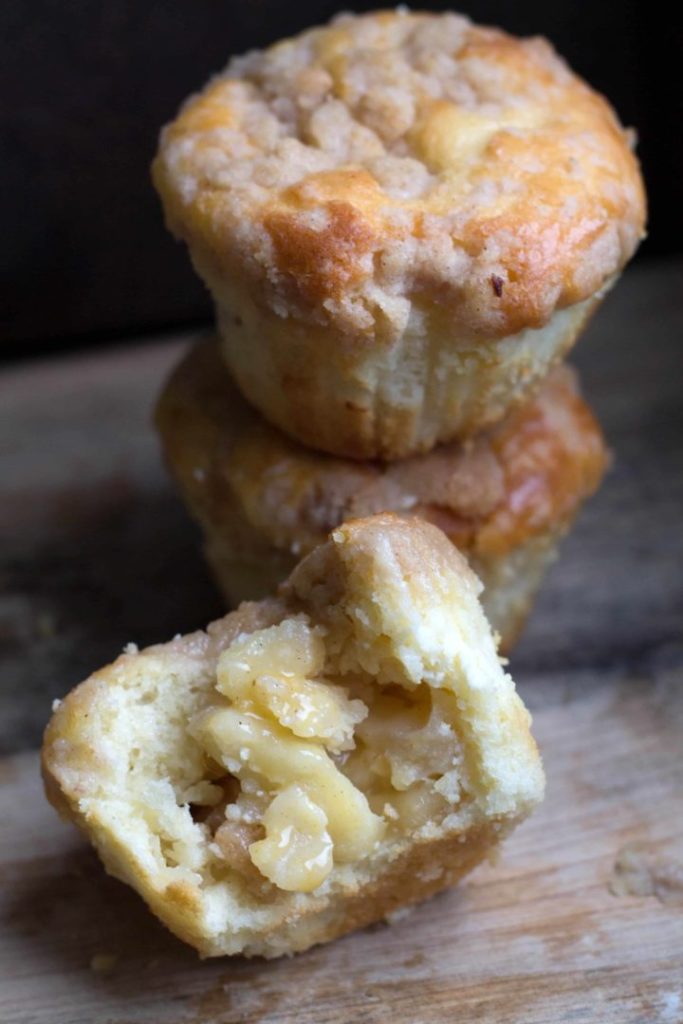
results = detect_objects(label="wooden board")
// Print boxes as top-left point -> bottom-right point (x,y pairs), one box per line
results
1,260 -> 682,1022
2,677 -> 683,1024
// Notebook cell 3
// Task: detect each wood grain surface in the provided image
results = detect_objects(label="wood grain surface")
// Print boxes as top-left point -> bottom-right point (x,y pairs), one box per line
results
1,261 -> 682,1022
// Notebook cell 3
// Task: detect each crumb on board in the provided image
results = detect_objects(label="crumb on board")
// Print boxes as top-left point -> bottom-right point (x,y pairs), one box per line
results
609,843 -> 683,905
384,906 -> 414,926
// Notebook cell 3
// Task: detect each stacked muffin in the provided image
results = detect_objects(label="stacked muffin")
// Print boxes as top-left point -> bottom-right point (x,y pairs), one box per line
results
152,10 -> 645,651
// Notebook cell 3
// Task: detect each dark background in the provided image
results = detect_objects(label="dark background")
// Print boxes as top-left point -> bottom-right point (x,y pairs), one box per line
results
3,0 -> 681,360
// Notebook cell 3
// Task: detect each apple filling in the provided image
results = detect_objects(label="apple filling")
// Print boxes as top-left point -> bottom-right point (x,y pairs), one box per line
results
189,616 -> 468,894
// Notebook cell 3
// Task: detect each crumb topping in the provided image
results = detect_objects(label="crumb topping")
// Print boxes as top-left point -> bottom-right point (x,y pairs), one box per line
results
154,10 -> 645,338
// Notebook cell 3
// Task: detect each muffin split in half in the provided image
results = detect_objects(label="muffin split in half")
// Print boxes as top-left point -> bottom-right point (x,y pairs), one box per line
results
42,516 -> 544,957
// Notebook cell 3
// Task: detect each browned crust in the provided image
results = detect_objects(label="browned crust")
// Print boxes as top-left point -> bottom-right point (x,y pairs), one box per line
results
264,197 -> 377,307
424,362 -> 610,557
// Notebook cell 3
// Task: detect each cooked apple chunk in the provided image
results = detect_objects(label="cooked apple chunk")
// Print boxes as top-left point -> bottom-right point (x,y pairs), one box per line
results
42,514 -> 544,957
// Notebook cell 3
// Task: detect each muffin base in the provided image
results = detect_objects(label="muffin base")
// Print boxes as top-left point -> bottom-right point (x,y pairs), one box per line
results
214,280 -> 603,460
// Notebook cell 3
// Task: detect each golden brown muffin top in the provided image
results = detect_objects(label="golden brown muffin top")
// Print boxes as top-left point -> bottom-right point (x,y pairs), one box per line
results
153,10 -> 645,341
156,339 -> 608,560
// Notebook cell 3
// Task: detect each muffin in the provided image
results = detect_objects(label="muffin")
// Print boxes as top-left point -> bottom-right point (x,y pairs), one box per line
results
156,339 -> 608,651
42,515 -> 544,958
152,9 -> 644,459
